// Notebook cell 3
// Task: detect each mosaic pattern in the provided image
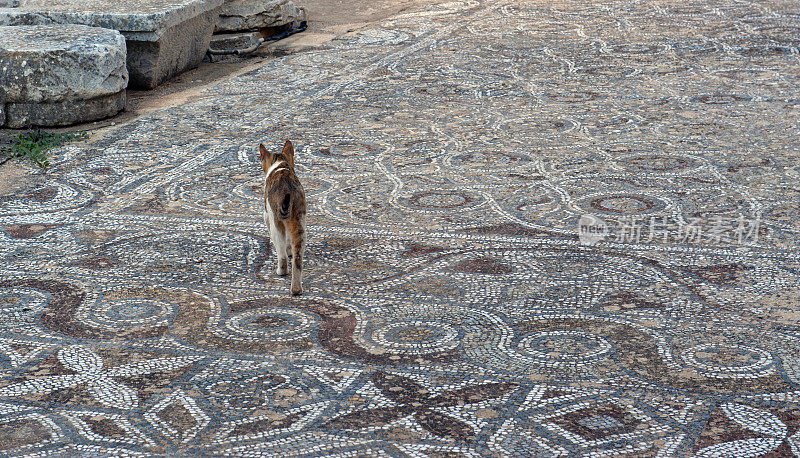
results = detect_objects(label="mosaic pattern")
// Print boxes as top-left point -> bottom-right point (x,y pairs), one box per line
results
1,0 -> 800,455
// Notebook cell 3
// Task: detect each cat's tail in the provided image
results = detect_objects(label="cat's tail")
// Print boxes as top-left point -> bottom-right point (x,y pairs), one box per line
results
278,194 -> 292,220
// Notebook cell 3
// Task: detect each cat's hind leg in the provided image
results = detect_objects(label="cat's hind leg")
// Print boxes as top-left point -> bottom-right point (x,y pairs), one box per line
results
286,217 -> 305,295
268,218 -> 289,276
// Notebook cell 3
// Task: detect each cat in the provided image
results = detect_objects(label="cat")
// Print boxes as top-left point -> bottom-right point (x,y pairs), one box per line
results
259,140 -> 307,295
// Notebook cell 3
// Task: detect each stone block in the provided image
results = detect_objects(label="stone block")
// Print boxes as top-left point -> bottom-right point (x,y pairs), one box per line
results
0,0 -> 224,89
0,25 -> 128,103
0,25 -> 128,127
206,30 -> 260,61
125,9 -> 220,88
215,0 -> 305,33
209,30 -> 261,51
6,91 -> 126,128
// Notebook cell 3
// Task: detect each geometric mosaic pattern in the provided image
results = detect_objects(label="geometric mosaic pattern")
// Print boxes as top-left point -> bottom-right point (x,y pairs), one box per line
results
1,0 -> 799,455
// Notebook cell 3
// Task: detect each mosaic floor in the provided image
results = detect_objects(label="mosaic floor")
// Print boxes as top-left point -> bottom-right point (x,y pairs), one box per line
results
2,0 -> 800,455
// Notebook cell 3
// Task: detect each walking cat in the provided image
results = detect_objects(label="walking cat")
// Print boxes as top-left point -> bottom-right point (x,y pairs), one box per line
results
259,140 -> 307,295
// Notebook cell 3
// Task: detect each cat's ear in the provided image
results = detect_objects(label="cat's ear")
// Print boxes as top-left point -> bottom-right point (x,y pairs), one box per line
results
282,140 -> 295,159
259,143 -> 269,162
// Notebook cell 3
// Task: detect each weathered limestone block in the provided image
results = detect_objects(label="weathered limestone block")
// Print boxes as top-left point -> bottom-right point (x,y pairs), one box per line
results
0,25 -> 128,103
0,25 -> 128,127
0,0 -> 224,89
215,0 -> 305,33
6,92 -> 126,128
124,9 -> 220,89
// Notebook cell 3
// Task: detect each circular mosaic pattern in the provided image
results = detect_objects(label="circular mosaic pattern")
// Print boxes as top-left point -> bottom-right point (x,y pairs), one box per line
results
105,231 -> 261,286
516,330 -> 613,361
223,308 -> 319,342
547,91 -> 601,103
395,189 -> 485,214
618,154 -> 698,171
2,281 -> 176,340
609,43 -> 667,55
493,116 -> 579,138
0,286 -> 51,330
350,304 -> 494,363
582,114 -> 640,133
578,64 -> 639,78
80,298 -> 176,330
370,320 -> 460,355
323,175 -> 395,224
579,194 -> 667,215
308,139 -> 386,159
167,178 -> 250,215
0,181 -> 94,217
512,188 -> 557,213
446,150 -> 531,169
408,191 -> 473,209
0,287 -> 51,312
693,94 -> 749,104
497,186 -> 561,227
736,45 -> 795,57
681,344 -> 775,379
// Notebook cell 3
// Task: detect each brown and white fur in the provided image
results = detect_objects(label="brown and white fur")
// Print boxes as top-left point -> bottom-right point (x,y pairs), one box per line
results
259,140 -> 307,295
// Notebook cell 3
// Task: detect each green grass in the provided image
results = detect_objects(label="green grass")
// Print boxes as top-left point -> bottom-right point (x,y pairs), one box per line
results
0,130 -> 88,169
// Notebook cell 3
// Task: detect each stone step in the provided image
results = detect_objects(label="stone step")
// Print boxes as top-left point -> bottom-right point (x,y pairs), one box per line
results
215,0 -> 305,33
0,24 -> 128,128
206,0 -> 306,60
206,19 -> 305,61
0,0 -> 224,89
208,30 -> 262,56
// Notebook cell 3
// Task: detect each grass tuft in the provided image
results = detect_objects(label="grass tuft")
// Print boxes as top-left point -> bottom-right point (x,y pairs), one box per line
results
0,130 -> 88,169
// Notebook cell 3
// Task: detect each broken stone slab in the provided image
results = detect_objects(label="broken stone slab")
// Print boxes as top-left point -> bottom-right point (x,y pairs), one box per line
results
0,25 -> 128,127
0,0 -> 224,89
215,0 -> 305,33
211,30 -> 262,50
